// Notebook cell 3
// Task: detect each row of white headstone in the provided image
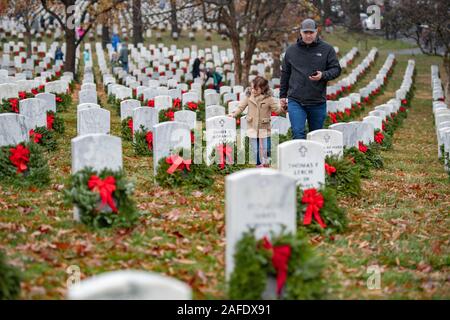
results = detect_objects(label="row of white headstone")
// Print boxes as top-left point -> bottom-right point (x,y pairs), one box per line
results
431,65 -> 450,170
327,47 -> 377,98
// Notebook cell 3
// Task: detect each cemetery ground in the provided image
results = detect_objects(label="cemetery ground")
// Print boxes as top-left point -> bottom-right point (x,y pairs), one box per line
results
0,32 -> 449,300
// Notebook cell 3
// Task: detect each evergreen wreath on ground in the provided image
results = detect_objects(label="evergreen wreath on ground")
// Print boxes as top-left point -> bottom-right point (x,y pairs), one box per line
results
0,250 -> 21,300
325,155 -> 362,197
47,111 -> 65,134
132,126 -> 153,156
55,92 -> 72,112
121,116 -> 133,142
374,129 -> 392,151
29,127 -> 57,152
228,229 -> 325,300
344,141 -> 384,179
65,167 -> 139,228
155,148 -> 215,189
296,186 -> 347,234
0,142 -> 50,187
209,142 -> 248,174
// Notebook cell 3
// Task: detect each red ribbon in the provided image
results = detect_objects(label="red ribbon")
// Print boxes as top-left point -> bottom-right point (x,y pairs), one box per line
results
165,110 -> 175,121
325,163 -> 336,176
173,98 -> 181,109
29,129 -> 42,143
9,144 -> 30,173
301,188 -> 326,228
329,112 -> 337,124
262,237 -> 291,296
47,113 -> 55,130
9,98 -> 19,113
19,91 -> 27,100
87,175 -> 118,212
375,132 -> 384,144
358,141 -> 368,153
147,99 -> 155,108
127,118 -> 133,138
187,102 -> 198,111
56,96 -> 62,103
166,155 -> 191,174
216,144 -> 233,169
145,131 -> 153,151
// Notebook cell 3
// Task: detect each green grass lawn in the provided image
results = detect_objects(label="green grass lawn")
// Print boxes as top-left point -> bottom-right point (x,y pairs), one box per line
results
0,30 -> 449,300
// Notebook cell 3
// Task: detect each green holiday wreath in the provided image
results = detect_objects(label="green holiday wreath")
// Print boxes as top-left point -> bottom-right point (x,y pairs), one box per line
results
297,186 -> 347,234
30,126 -> 58,152
155,148 -> 215,189
55,93 -> 72,112
374,129 -> 392,151
47,111 -> 65,134
0,141 -> 50,188
228,229 -> 326,300
121,117 -> 133,142
325,155 -> 362,197
0,250 -> 21,300
132,126 -> 153,156
65,167 -> 139,228
209,142 -> 249,174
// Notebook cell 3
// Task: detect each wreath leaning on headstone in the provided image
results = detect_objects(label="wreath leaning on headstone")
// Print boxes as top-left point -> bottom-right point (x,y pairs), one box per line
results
325,155 -> 362,197
155,148 -> 215,189
228,230 -> 326,300
0,141 -> 50,187
297,186 -> 347,234
65,167 -> 139,228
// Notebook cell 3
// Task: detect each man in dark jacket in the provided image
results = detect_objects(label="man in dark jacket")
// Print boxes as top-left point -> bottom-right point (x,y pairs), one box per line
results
192,56 -> 204,79
280,18 -> 341,139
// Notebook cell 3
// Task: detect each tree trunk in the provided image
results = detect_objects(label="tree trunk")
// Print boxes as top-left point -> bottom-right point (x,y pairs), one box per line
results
272,46 -> 282,79
132,0 -> 143,46
323,0 -> 332,19
170,0 -> 179,36
241,39 -> 257,88
348,0 -> 362,32
444,53 -> 450,105
230,34 -> 242,85
102,24 -> 110,49
64,27 -> 76,74
25,29 -> 32,58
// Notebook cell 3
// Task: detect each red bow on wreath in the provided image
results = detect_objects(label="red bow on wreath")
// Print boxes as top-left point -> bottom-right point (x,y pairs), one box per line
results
9,144 -> 30,173
173,98 -> 181,109
216,144 -> 233,169
187,102 -> 198,111
375,132 -> 384,144
29,129 -> 42,143
166,155 -> 191,174
47,113 -> 55,130
9,98 -> 19,113
358,141 -> 368,153
87,175 -> 118,213
325,163 -> 336,176
262,237 -> 291,296
127,118 -> 134,138
145,131 -> 153,151
301,188 -> 326,228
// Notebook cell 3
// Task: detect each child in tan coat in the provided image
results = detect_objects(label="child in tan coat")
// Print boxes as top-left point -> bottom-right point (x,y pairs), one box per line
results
229,76 -> 284,167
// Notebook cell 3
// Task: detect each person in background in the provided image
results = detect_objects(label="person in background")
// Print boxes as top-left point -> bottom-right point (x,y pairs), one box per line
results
112,33 -> 120,52
118,44 -> 129,72
325,17 -> 333,33
280,18 -> 341,140
110,52 -> 120,73
192,56 -> 204,79
54,47 -> 64,61
205,68 -> 223,92
83,49 -> 90,64
229,76 -> 284,167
